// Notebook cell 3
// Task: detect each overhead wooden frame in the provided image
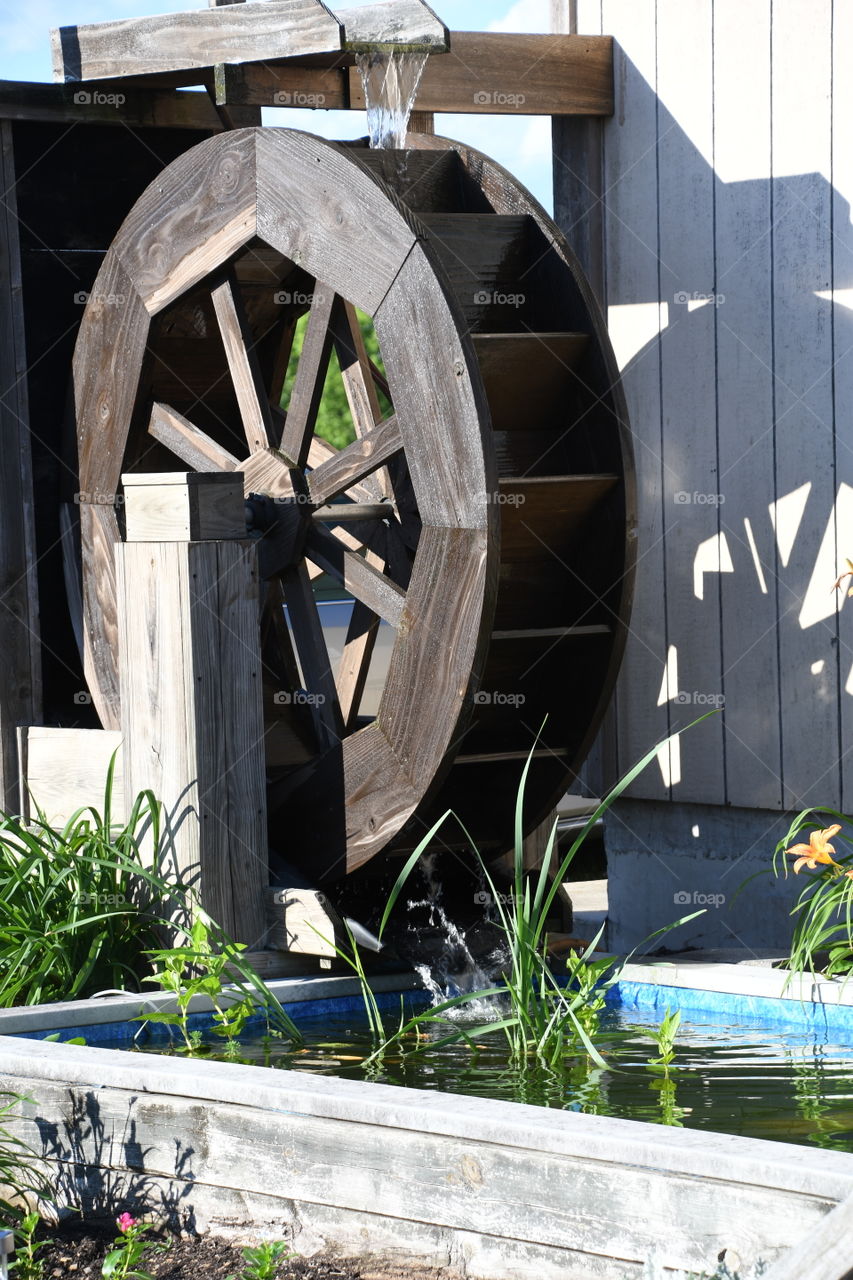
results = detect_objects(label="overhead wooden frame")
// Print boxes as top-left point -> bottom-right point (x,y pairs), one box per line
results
213,32 -> 613,116
51,0 -> 450,84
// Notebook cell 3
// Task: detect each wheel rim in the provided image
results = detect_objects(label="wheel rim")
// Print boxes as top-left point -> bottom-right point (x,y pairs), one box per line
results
73,127 -> 499,879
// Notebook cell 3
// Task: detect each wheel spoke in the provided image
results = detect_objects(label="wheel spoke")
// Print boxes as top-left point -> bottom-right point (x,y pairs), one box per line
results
337,549 -> 384,729
331,299 -> 383,438
148,402 -> 240,473
304,524 -> 405,629
307,414 -> 403,506
280,286 -> 336,468
281,563 -> 343,746
210,272 -> 275,453
330,300 -> 394,499
312,503 -> 391,523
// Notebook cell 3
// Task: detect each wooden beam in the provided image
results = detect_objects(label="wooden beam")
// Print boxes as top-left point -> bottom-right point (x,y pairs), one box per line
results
0,79 -> 257,129
51,0 -> 344,84
216,32 -> 612,115
0,123 -> 41,813
337,1 -> 449,52
215,62 -> 348,109
348,33 -> 613,116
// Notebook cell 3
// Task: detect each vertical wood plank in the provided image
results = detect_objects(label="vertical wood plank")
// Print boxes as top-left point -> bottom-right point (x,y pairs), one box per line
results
772,0 -> 837,810
714,1 -> 781,808
118,539 -> 267,944
601,0 -> 669,798
552,1 -> 604,304
833,0 -> 853,810
0,122 -> 42,812
655,0 -> 725,801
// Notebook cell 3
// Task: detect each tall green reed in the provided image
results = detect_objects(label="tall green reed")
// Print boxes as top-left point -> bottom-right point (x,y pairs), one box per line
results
339,724 -> 708,1068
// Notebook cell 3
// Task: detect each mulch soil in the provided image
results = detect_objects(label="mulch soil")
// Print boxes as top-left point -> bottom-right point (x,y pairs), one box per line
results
37,1220 -> 461,1280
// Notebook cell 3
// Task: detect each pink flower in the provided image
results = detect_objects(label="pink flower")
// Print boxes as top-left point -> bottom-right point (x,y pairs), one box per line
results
117,1213 -> 138,1233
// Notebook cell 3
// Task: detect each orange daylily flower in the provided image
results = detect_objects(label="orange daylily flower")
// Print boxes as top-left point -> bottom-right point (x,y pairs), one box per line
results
833,559 -> 853,596
785,824 -> 843,873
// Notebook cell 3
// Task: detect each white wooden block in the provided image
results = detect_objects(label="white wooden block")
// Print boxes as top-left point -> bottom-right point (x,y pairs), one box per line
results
122,472 -> 246,543
17,727 -> 124,826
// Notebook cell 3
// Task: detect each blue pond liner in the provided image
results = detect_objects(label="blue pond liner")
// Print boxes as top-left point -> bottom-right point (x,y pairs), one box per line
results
12,988 -> 432,1047
611,978 -> 853,1039
13,976 -> 853,1047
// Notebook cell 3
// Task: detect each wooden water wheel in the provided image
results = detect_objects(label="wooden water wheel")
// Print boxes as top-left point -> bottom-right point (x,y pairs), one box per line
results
70,127 -> 634,883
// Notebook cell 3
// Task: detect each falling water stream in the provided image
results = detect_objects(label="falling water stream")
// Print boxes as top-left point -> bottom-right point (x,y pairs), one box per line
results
405,852 -> 506,1020
355,49 -> 429,149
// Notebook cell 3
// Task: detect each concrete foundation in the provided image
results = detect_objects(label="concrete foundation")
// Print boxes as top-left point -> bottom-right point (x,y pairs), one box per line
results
605,799 -> 803,953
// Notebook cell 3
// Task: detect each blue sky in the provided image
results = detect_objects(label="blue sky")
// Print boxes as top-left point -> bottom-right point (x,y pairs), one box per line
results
0,0 -> 555,208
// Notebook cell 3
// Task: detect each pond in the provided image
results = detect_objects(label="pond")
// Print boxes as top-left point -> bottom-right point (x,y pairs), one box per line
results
81,991 -> 853,1153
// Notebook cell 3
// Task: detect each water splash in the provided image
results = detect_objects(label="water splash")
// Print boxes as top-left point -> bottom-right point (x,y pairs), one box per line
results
408,853 -> 506,1021
355,49 -> 429,149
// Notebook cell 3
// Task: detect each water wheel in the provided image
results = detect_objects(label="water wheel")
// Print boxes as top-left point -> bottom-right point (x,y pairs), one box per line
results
70,127 -> 633,883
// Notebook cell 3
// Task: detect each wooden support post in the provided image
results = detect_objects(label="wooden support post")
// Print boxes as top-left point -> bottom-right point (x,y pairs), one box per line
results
0,122 -> 41,814
117,472 -> 268,946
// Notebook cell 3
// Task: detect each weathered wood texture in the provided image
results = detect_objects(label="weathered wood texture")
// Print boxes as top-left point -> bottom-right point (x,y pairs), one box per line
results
52,0 -> 344,83
2,1039 -> 852,1278
0,123 -> 41,812
16,727 -> 123,825
122,472 -> 246,542
349,33 -> 613,115
72,125 -> 630,879
117,538 -> 267,944
264,886 -> 344,957
0,79 -> 257,130
573,1 -> 851,809
338,0 -> 449,52
223,33 -> 612,113
761,1188 -> 853,1280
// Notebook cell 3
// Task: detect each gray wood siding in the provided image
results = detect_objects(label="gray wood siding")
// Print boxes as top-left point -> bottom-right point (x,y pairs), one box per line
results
560,0 -> 849,811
